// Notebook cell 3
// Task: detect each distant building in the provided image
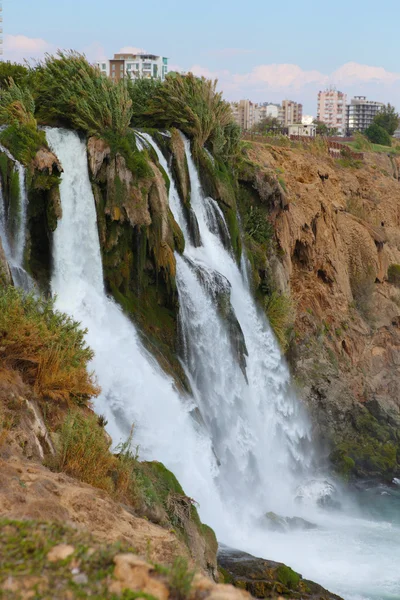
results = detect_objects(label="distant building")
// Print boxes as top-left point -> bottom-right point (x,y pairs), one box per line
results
280,100 -> 303,127
302,115 -> 314,125
346,96 -> 384,135
230,100 -> 283,131
317,87 -> 347,135
230,100 -> 258,130
288,124 -> 316,137
256,103 -> 280,121
98,52 -> 168,82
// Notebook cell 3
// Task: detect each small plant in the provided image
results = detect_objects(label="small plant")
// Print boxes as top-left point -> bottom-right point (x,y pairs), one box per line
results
167,557 -> 195,600
265,292 -> 295,351
345,196 -> 368,222
350,268 -> 375,322
388,264 -> 400,286
56,411 -> 114,491
244,205 -> 274,246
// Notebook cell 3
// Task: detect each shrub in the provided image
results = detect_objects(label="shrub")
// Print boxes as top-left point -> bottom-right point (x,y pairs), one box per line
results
0,62 -> 30,87
352,132 -> 373,152
56,411 -> 114,492
0,286 -> 99,405
244,205 -> 274,246
135,72 -> 238,159
365,123 -> 392,147
35,51 -> 132,137
0,78 -> 36,127
0,79 -> 48,165
388,264 -> 400,286
346,197 -> 368,221
350,268 -> 375,322
265,292 -> 295,351
0,123 -> 47,165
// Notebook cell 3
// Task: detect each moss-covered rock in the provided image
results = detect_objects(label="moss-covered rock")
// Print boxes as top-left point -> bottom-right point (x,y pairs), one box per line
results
88,137 -> 188,390
218,548 -> 343,599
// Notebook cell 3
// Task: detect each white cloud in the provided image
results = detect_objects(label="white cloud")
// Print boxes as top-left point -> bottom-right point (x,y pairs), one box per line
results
332,62 -> 400,85
4,34 -> 55,63
118,46 -> 146,55
233,63 -> 326,90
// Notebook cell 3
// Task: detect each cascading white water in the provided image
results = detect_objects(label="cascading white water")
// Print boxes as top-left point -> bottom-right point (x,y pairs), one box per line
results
143,132 -> 312,512
45,127 -> 230,530
0,145 -> 33,290
144,133 -> 400,600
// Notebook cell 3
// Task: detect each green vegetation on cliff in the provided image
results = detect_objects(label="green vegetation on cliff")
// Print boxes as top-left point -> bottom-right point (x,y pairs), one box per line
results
0,78 -> 47,165
128,72 -> 240,161
35,51 -> 132,138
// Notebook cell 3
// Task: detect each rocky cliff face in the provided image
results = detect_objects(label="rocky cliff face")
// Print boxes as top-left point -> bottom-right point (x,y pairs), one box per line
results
244,141 -> 400,481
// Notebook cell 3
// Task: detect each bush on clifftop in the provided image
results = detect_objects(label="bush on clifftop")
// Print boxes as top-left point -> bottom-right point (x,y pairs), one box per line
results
35,51 -> 133,137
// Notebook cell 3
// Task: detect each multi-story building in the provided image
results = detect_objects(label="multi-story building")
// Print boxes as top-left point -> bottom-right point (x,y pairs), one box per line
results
256,102 -> 280,121
230,99 -> 258,130
279,100 -> 303,127
317,87 -> 347,135
98,52 -> 169,82
346,96 -> 384,135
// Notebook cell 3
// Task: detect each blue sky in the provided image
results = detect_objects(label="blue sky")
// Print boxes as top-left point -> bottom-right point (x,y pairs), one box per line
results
3,0 -> 400,114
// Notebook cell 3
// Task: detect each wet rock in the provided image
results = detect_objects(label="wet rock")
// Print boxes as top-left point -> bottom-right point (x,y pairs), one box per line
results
264,511 -> 317,532
188,208 -> 202,247
218,546 -> 343,599
0,237 -> 12,285
184,257 -> 248,378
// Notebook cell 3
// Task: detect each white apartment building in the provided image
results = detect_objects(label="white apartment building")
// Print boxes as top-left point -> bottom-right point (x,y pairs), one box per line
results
346,96 -> 385,135
317,87 -> 347,135
98,52 -> 169,82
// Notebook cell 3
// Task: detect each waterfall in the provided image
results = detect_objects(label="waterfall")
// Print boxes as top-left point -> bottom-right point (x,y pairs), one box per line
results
0,145 -> 33,290
45,127 -> 228,529
143,132 -> 313,515
143,133 -> 400,600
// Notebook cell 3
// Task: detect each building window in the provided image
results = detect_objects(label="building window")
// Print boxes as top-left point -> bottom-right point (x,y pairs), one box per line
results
102,63 -> 106,70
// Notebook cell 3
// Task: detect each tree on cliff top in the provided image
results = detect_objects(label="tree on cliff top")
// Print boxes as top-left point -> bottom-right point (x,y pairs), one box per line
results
252,117 -> 282,134
373,103 -> 399,136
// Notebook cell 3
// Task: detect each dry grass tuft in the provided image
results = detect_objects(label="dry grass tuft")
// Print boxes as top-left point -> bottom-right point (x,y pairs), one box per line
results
0,286 -> 99,407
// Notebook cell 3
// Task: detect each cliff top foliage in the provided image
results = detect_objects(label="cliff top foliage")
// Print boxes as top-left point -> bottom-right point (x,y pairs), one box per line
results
0,285 -> 99,405
34,51 -> 133,138
0,78 -> 48,165
129,72 -> 240,160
